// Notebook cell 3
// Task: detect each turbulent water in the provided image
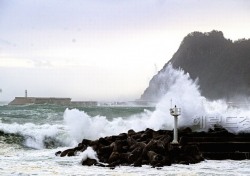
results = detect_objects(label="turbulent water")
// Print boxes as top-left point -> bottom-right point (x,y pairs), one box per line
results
0,65 -> 250,175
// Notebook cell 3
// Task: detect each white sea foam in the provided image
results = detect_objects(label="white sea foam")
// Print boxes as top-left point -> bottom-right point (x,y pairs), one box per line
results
153,65 -> 250,133
0,122 -> 71,149
64,64 -> 250,142
80,147 -> 99,163
0,147 -> 249,176
63,108 -> 153,142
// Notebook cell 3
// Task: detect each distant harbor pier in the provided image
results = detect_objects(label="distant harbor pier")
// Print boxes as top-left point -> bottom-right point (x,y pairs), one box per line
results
8,90 -> 155,106
8,97 -> 72,105
8,97 -> 155,106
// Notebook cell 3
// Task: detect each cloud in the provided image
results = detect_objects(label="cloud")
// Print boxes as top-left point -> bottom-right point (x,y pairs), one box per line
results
0,38 -> 16,46
0,56 -> 54,69
32,59 -> 52,68
0,57 -> 32,68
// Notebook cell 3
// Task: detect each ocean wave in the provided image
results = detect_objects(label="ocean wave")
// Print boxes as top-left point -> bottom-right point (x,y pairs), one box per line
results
0,122 -> 72,149
0,130 -> 24,146
63,64 -> 250,142
63,108 -> 153,142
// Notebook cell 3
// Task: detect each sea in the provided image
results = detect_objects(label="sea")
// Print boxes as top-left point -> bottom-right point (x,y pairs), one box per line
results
0,65 -> 250,175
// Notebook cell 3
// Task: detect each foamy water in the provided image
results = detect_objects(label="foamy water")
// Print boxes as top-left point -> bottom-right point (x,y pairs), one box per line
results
0,146 -> 249,176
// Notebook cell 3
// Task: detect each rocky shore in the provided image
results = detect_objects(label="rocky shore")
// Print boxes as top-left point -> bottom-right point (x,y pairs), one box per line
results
56,126 -> 250,168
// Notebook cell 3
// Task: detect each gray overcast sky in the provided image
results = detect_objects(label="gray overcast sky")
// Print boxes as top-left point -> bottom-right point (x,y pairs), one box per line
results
0,0 -> 250,101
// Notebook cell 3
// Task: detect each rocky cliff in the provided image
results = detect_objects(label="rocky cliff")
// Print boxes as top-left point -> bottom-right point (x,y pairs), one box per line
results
141,30 -> 250,101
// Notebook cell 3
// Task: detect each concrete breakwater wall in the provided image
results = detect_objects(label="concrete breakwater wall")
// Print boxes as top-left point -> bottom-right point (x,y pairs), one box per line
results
8,97 -> 71,105
70,101 -> 98,106
56,126 -> 250,168
8,97 -> 155,107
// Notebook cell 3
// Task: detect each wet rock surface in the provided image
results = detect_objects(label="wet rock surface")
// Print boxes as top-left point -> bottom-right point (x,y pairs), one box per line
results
56,126 -> 250,167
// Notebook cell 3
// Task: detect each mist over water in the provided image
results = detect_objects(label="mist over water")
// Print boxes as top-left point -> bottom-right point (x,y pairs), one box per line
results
64,64 -> 250,143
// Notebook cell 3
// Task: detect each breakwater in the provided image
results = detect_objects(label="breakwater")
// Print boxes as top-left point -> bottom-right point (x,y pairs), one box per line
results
8,97 -> 71,105
56,126 -> 250,167
8,97 -> 155,106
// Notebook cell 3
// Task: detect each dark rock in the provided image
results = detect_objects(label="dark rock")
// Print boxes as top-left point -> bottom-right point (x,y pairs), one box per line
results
56,127 -> 248,168
181,145 -> 204,163
127,137 -> 136,146
178,160 -> 189,165
117,133 -> 128,140
74,144 -> 86,152
142,139 -> 157,157
112,140 -> 128,153
133,158 -> 142,167
60,149 -> 74,157
147,151 -> 164,166
82,158 -> 97,166
98,145 -> 113,156
130,141 -> 146,151
108,152 -> 120,164
55,151 -> 61,156
98,137 -> 111,146
130,133 -> 142,141
180,127 -> 192,134
89,140 -> 99,150
82,139 -> 91,146
128,147 -> 144,163
119,153 -> 131,163
67,150 -> 76,157
128,129 -> 136,136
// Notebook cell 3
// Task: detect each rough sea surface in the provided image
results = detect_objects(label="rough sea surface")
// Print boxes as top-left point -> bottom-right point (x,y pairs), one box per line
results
1,66 -> 250,175
0,103 -> 249,176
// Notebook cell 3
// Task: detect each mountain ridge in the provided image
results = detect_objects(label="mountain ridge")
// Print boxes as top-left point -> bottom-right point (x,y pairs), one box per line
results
141,30 -> 250,101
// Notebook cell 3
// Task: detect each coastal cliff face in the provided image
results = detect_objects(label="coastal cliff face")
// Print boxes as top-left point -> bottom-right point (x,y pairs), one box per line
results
141,30 -> 250,101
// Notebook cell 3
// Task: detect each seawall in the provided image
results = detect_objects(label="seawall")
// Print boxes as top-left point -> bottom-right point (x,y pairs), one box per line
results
8,97 -> 71,105
8,98 -> 155,106
57,126 -> 250,167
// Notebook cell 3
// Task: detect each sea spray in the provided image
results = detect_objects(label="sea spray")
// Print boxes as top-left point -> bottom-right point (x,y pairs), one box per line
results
147,65 -> 204,129
80,147 -> 99,163
63,64 -> 205,141
64,64 -> 250,142
150,64 -> 250,133
150,65 -> 250,133
142,64 -> 194,101
63,108 -> 153,142
0,122 -> 69,149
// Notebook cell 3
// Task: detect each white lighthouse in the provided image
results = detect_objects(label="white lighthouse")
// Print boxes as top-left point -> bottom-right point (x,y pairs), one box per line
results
25,90 -> 28,98
170,105 -> 181,144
